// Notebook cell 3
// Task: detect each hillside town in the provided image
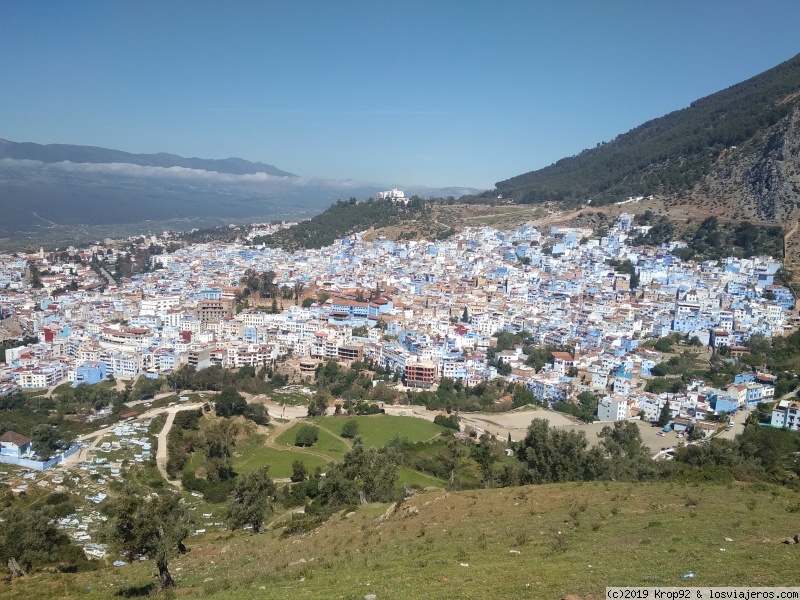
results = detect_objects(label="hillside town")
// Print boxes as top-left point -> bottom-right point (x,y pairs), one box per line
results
1,211 -> 797,448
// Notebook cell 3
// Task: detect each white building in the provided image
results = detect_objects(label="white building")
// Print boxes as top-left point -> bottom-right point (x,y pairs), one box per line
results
375,189 -> 409,204
770,399 -> 800,431
597,395 -> 629,421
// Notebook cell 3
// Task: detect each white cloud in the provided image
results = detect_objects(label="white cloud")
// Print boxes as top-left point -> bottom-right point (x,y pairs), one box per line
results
0,158 -> 376,190
50,160 -> 289,183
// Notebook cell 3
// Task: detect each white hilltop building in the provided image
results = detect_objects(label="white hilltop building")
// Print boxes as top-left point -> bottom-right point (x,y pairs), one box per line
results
376,189 -> 409,204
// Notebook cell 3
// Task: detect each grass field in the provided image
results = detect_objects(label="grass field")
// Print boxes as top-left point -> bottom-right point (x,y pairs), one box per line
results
275,423 -> 349,460
231,434 -> 329,479
8,480 -> 800,599
396,465 -> 445,489
310,414 -> 448,449
51,379 -> 117,396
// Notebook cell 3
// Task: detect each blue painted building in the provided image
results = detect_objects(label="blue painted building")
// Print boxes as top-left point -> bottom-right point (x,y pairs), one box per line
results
74,360 -> 107,387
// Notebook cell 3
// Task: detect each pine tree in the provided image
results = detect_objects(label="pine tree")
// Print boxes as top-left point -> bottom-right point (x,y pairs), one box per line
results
657,401 -> 672,427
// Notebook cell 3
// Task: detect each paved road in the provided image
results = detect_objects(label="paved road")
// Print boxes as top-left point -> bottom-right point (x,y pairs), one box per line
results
716,406 -> 752,441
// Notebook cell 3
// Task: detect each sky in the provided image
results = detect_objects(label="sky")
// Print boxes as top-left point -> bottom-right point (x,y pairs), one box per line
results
1,1 -> 799,189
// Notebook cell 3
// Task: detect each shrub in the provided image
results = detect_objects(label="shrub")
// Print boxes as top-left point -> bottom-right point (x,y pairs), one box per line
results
433,414 -> 460,430
291,460 -> 307,483
203,479 -> 236,503
245,402 -> 270,425
341,419 -> 359,439
181,471 -> 208,493
295,424 -> 319,447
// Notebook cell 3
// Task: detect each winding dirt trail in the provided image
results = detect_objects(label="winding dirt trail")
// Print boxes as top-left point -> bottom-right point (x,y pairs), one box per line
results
156,409 -> 182,489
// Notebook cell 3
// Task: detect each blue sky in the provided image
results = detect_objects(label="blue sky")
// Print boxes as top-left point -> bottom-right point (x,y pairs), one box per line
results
1,1 -> 799,189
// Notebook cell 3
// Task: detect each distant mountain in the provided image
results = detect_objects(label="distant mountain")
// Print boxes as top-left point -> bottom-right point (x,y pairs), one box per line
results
0,139 -> 478,247
404,186 -> 483,199
491,52 -> 800,222
0,139 -> 294,177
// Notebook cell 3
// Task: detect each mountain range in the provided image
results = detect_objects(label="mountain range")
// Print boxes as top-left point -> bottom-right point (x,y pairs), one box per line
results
0,140 -> 480,247
492,52 -> 800,223
4,52 -> 800,247
0,139 -> 294,178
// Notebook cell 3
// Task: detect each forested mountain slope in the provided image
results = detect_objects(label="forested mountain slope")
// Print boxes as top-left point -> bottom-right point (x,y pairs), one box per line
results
492,52 -> 800,222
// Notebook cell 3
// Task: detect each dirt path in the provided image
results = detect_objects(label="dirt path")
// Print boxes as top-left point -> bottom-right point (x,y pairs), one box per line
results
156,409 -> 182,489
312,421 -> 353,451
783,219 -> 799,263
785,220 -> 799,243
262,418 -> 334,463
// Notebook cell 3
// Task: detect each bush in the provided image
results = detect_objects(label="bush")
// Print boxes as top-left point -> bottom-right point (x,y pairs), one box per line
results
173,409 -> 202,430
203,479 -> 236,503
433,414 -> 460,430
245,402 -> 270,425
281,513 -> 324,537
341,419 -> 359,438
181,471 -> 208,493
270,373 -> 288,387
291,460 -> 307,483
295,424 -> 319,447
654,338 -> 673,353
353,401 -> 382,415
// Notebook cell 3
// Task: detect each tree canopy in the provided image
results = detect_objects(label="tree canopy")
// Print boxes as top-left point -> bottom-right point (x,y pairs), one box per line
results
491,53 -> 800,206
214,386 -> 247,418
0,505 -> 85,577
103,488 -> 192,589
227,466 -> 276,534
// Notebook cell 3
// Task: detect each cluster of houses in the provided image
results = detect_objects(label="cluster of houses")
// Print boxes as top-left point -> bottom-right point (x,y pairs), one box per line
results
0,212 -> 795,431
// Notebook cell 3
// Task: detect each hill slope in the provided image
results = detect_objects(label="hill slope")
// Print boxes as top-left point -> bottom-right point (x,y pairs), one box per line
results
493,52 -> 800,222
0,141 -> 386,247
5,481 -> 800,599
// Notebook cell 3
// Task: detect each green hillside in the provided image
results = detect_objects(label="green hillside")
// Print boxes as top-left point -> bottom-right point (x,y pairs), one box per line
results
254,197 -> 425,250
493,52 -> 800,206
5,481 -> 799,599
3,408 -> 800,599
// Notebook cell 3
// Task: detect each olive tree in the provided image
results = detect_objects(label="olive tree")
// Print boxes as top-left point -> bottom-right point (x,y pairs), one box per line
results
0,505 -> 83,577
227,466 -> 276,534
104,488 -> 191,589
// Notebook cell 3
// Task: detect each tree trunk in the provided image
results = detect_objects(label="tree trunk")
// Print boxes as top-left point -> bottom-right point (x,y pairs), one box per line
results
7,557 -> 23,579
157,558 -> 174,589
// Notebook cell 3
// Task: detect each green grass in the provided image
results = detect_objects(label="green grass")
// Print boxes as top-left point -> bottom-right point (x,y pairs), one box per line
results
231,434 -> 329,479
310,415 -> 448,449
275,423 -> 349,460
396,466 -> 445,489
52,379 -> 117,396
8,480 -> 800,599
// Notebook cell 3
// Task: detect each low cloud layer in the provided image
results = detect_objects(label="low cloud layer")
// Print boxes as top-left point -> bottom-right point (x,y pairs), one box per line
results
0,158 -> 372,190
